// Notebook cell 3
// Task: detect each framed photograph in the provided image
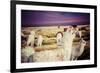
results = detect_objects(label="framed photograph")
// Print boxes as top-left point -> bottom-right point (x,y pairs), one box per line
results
11,0 -> 97,72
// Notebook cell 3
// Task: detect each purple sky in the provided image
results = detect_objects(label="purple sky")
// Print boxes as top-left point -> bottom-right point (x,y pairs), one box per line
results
21,10 -> 90,27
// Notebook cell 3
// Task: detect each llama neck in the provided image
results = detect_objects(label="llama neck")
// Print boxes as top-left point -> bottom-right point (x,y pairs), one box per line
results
63,31 -> 74,60
78,44 -> 85,56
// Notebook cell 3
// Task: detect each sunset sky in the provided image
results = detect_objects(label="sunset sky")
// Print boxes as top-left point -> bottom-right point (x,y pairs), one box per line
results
21,10 -> 90,27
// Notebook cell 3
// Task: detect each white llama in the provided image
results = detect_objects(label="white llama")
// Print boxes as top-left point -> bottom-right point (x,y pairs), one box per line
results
63,27 -> 75,60
21,46 -> 35,62
27,30 -> 35,47
56,32 -> 63,46
37,35 -> 43,46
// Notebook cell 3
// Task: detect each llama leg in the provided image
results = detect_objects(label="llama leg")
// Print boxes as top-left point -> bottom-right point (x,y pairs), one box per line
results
40,41 -> 42,46
30,41 -> 34,47
74,57 -> 78,60
27,39 -> 31,46
38,41 -> 41,46
67,49 -> 72,60
71,56 -> 75,60
37,40 -> 39,46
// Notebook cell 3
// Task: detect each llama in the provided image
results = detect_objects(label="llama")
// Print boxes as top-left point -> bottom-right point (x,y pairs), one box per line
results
37,35 -> 43,46
27,30 -> 35,47
71,38 -> 86,60
21,46 -> 35,62
63,27 -> 76,61
56,32 -> 63,46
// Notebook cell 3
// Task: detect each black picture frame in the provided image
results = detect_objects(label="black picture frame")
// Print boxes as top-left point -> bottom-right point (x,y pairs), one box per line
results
10,0 -> 97,72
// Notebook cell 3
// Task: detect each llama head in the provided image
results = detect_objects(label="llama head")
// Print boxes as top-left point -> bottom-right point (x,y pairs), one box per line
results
80,38 -> 86,46
30,30 -> 35,35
